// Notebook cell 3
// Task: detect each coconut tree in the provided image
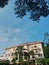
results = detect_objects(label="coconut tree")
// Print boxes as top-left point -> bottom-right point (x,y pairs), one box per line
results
28,50 -> 35,65
12,45 -> 35,65
12,46 -> 24,65
0,0 -> 9,8
12,58 -> 16,65
24,49 -> 35,65
17,46 -> 23,65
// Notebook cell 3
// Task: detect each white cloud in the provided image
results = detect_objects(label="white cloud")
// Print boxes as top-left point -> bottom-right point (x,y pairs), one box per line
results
11,38 -> 18,42
7,28 -> 22,36
0,35 -> 8,42
0,27 -> 22,43
14,28 -> 22,33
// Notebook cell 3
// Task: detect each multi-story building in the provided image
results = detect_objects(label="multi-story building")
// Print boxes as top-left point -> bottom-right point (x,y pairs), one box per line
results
0,41 -> 44,63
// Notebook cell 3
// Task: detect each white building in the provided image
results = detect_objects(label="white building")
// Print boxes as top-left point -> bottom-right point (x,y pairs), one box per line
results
0,41 -> 44,62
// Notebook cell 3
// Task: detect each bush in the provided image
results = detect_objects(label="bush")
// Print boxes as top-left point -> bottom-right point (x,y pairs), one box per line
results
42,58 -> 49,65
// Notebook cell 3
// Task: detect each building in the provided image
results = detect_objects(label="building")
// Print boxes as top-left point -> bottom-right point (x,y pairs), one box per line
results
0,41 -> 44,63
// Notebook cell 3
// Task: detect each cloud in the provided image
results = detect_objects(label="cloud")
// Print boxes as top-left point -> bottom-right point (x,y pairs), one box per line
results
13,28 -> 22,33
0,34 -> 8,42
7,28 -> 22,36
7,28 -> 22,42
0,26 -> 22,43
0,37 -> 8,42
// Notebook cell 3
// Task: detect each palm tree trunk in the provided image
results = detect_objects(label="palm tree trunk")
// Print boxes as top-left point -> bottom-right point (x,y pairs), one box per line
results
18,53 -> 19,61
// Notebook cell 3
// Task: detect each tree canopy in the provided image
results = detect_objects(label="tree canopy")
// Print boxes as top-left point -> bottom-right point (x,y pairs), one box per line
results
15,0 -> 49,21
43,32 -> 49,43
0,0 -> 9,8
0,0 -> 49,21
43,32 -> 49,58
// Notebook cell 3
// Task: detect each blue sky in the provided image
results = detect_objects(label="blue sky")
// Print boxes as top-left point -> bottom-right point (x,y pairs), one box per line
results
0,0 -> 49,56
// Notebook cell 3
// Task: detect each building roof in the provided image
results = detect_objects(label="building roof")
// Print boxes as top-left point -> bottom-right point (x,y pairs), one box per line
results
5,41 -> 43,50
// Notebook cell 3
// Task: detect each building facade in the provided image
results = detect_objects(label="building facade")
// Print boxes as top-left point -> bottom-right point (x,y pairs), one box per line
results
0,41 -> 44,63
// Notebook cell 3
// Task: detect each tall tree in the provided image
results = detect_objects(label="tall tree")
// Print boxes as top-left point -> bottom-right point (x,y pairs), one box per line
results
12,45 -> 35,65
0,0 -> 49,21
15,0 -> 49,21
43,32 -> 49,58
0,0 -> 9,8
43,32 -> 49,44
12,46 -> 24,65
28,50 -> 35,65
44,44 -> 49,58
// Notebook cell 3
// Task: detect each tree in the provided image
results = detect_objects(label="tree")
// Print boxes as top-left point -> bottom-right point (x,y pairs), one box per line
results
0,60 -> 9,65
22,49 -> 35,65
15,0 -> 49,21
17,46 -> 24,65
43,32 -> 49,43
12,45 -> 35,65
41,58 -> 49,65
28,50 -> 35,65
12,57 -> 16,65
12,46 -> 24,65
43,32 -> 49,58
0,0 -> 9,8
0,0 -> 49,21
44,44 -> 49,58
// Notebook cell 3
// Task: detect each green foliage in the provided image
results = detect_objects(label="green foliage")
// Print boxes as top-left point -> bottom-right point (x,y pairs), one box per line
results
44,43 -> 49,58
0,0 -> 9,8
12,58 -> 16,64
0,0 -> 49,21
41,58 -> 49,65
12,46 -> 35,65
17,46 -> 23,52
28,50 -> 34,56
44,32 -> 49,43
43,32 -> 49,58
0,61 -> 9,65
15,0 -> 49,21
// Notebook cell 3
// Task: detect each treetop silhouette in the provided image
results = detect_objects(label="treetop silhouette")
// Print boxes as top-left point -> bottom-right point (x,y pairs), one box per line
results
0,0 -> 49,21
15,0 -> 49,21
0,0 -> 9,8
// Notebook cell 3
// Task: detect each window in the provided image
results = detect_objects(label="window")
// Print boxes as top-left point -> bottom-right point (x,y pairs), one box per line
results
5,54 -> 7,57
24,52 -> 28,59
5,54 -> 10,57
34,50 -> 38,53
11,53 -> 14,56
34,49 -> 41,53
34,45 -> 37,48
16,57 -> 18,60
38,54 -> 42,57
